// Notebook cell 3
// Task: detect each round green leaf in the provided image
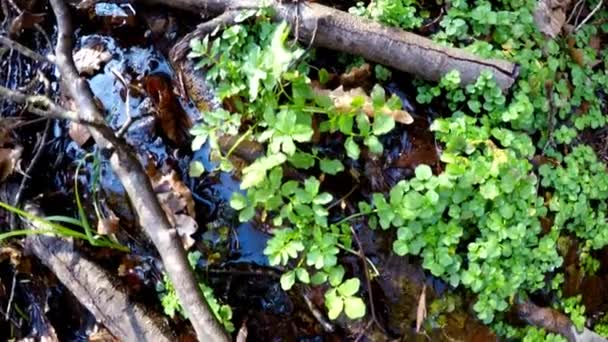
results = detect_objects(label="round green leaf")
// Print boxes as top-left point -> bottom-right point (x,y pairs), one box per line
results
344,296 -> 366,319
415,164 -> 433,180
337,278 -> 360,297
280,271 -> 296,290
188,161 -> 205,178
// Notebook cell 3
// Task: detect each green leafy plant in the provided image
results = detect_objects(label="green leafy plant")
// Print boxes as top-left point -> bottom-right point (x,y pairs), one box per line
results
0,155 -> 127,251
349,0 -> 424,30
186,0 -> 608,337
324,277 -> 366,320
157,251 -> 234,332
559,295 -> 586,332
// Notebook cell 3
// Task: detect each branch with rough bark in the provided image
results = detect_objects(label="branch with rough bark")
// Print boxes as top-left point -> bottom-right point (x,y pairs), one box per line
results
24,203 -> 174,342
42,1 -> 231,341
515,300 -> 608,342
142,0 -> 519,90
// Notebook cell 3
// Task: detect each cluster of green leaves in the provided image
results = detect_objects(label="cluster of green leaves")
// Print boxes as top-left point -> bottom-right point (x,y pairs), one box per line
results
558,295 -> 586,332
593,312 -> 608,337
185,0 -> 608,337
349,0 -> 424,30
187,9 -> 408,321
156,252 -> 234,332
370,113 -> 562,323
493,323 -> 567,342
539,145 -> 608,249
383,0 -> 607,335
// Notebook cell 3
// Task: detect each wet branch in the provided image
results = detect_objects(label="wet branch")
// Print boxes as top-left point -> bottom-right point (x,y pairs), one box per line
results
142,0 -> 519,90
48,0 -> 231,341
515,300 -> 607,342
0,35 -> 54,63
24,203 -> 174,342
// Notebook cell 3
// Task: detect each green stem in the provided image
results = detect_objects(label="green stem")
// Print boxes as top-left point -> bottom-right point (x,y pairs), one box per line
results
279,105 -> 329,114
225,123 -> 258,159
337,243 -> 380,277
335,209 -> 378,225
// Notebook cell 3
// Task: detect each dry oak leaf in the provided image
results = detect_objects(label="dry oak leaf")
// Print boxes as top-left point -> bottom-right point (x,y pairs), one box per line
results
534,0 -> 571,38
73,46 -> 112,76
314,86 -> 414,124
0,146 -> 23,182
68,122 -> 92,146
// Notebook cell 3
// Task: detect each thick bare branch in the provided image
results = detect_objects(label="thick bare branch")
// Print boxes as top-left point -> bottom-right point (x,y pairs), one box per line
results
48,0 -> 230,341
24,203 -> 174,342
142,0 -> 518,90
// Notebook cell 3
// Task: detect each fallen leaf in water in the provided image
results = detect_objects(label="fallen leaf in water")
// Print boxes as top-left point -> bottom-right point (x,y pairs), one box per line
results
0,146 -> 23,182
68,122 -> 92,146
415,285 -> 427,333
152,171 -> 195,216
534,0 -> 571,38
96,211 -> 120,235
144,75 -> 192,146
175,214 -> 198,249
73,45 -> 112,76
149,167 -> 198,249
313,86 -> 414,124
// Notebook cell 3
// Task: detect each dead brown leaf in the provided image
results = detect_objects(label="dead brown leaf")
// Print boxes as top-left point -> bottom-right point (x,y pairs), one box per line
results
97,211 -> 120,235
0,146 -> 23,182
144,75 -> 192,147
313,86 -> 414,124
175,214 -> 197,250
534,0 -> 571,38
73,45 -> 112,76
340,63 -> 372,89
68,122 -> 92,146
415,284 -> 427,333
149,168 -> 198,249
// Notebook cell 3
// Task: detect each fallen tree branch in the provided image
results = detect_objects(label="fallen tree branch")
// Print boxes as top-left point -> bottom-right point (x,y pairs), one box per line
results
23,203 -> 173,342
49,0 -> 230,340
0,35 -> 54,63
143,0 -> 519,90
0,85 -> 105,128
515,300 -> 608,342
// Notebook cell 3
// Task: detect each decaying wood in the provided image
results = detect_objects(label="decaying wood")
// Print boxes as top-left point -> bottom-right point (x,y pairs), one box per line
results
48,1 -> 230,341
515,300 -> 608,342
23,203 -> 173,342
144,0 -> 518,90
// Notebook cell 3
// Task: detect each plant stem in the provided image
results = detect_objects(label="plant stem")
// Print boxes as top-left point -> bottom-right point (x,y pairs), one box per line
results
225,123 -> 258,159
335,210 -> 378,226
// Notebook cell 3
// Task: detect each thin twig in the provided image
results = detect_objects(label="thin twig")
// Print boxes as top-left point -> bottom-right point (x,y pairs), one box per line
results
4,271 -> 17,321
349,225 -> 386,335
10,119 -> 51,229
301,287 -> 335,333
0,36 -> 54,63
110,68 -> 133,137
575,0 -> 604,31
0,85 -> 105,127
567,0 -> 585,25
